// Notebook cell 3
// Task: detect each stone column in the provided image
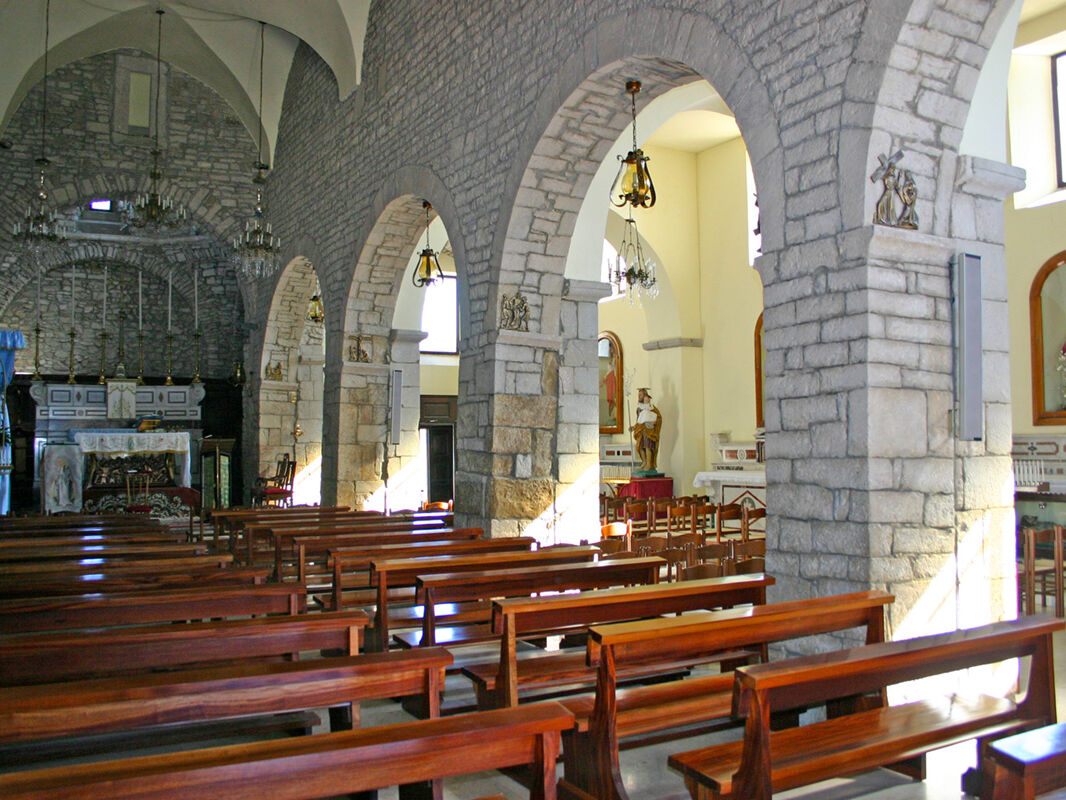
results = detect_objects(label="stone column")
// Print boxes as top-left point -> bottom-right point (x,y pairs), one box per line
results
257,377 -> 298,475
330,362 -> 390,509
381,329 -> 426,511
765,154 -> 1023,648
455,329 -> 561,539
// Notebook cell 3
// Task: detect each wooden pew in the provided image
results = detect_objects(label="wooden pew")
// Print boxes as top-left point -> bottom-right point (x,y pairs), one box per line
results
462,574 -> 775,710
0,552 -> 234,578
0,530 -> 188,549
0,701 -> 574,800
0,583 -> 308,634
207,505 -> 351,553
668,615 -> 1063,800
270,525 -> 483,583
0,515 -> 166,532
367,546 -> 601,650
557,590 -> 894,800
324,535 -> 536,609
401,557 -> 664,651
0,540 -> 209,563
0,648 -> 451,767
0,565 -> 270,599
988,721 -> 1066,800
0,610 -> 369,686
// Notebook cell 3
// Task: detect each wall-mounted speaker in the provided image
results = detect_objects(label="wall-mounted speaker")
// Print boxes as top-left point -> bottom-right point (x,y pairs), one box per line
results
390,368 -> 403,446
956,252 -> 983,441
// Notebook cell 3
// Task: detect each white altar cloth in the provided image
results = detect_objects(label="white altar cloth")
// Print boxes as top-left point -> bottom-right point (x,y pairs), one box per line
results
73,431 -> 191,487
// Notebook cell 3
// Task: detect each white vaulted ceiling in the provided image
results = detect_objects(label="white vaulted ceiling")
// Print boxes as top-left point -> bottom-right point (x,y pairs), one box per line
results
0,0 -> 371,164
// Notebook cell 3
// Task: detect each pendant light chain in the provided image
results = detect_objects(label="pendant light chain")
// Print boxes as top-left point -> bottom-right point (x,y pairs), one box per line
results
40,0 -> 50,165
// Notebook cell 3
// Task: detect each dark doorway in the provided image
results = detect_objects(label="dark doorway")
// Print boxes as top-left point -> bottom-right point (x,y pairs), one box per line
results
424,424 -> 454,503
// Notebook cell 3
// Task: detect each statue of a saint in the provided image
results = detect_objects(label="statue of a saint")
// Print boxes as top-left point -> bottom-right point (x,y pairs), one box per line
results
630,387 -> 663,475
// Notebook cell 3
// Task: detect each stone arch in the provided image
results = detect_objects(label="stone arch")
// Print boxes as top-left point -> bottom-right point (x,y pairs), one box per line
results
256,255 -> 326,504
321,168 -> 465,507
494,8 -> 785,340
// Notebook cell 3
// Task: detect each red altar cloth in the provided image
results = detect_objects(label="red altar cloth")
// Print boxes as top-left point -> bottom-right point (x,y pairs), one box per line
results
617,476 -> 673,500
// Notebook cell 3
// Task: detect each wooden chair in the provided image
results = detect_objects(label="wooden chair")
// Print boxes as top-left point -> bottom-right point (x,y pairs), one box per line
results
421,499 -> 452,511
691,502 -> 717,541
732,539 -> 766,561
601,520 -> 631,550
670,533 -> 703,551
665,504 -> 694,546
593,538 -> 627,555
659,546 -> 693,581
716,502 -> 744,541
648,497 -> 673,534
679,562 -> 724,580
1022,526 -> 1064,617
694,542 -> 732,567
742,505 -> 767,541
253,455 -> 296,508
600,550 -> 642,560
603,496 -> 627,524
732,556 -> 765,575
623,501 -> 651,538
636,535 -> 668,556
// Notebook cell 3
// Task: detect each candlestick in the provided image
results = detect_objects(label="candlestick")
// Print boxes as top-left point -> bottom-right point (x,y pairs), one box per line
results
193,267 -> 198,331
167,270 -> 172,332
97,330 -> 108,384
67,328 -> 76,384
70,264 -> 76,330
164,332 -> 174,385
114,309 -> 127,379
138,270 -> 143,331
31,322 -> 42,381
35,264 -> 41,324
102,264 -> 108,328
191,329 -> 202,383
136,330 -> 145,385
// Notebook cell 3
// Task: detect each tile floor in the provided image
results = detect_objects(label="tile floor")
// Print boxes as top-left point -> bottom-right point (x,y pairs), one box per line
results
359,629 -> 1066,800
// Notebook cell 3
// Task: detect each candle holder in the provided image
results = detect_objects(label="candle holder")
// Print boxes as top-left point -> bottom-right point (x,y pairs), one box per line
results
165,332 -> 174,385
114,310 -> 128,379
31,322 -> 43,381
67,328 -> 76,384
97,330 -> 109,384
136,331 -> 145,385
191,329 -> 202,383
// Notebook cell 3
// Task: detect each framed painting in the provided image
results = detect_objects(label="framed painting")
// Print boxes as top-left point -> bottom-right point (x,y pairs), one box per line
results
598,331 -> 623,434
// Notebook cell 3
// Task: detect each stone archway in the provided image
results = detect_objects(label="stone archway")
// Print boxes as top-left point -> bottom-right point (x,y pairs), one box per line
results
322,176 -> 466,510
258,256 -> 326,504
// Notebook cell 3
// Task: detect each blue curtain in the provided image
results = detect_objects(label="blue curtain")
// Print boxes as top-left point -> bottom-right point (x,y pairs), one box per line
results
0,330 -> 25,516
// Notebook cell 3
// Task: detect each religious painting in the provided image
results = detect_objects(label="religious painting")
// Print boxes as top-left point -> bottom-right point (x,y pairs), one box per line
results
1030,250 -> 1066,424
598,331 -> 623,434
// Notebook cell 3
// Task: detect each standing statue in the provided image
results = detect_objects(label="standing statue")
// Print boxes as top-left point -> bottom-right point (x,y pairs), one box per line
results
630,387 -> 663,475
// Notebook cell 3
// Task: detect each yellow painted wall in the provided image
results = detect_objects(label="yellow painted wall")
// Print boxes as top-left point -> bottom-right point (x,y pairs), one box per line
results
598,138 -> 763,492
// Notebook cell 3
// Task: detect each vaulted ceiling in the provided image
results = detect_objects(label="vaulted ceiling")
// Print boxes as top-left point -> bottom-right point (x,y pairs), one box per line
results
0,0 -> 370,164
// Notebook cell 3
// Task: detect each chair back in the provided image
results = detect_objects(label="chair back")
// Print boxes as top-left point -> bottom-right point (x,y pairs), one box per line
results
741,506 -> 767,541
732,556 -> 765,575
679,562 -> 723,581
732,539 -> 766,560
715,502 -> 744,541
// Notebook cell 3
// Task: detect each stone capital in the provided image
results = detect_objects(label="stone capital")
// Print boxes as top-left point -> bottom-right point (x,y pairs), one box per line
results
955,155 -> 1026,201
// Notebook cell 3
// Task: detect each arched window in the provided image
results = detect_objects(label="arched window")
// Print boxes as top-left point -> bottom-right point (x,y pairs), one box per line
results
419,275 -> 458,354
1030,250 -> 1066,424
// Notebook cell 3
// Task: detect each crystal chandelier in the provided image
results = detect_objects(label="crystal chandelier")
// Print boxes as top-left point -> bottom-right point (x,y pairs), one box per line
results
411,201 -> 443,287
233,21 -> 281,281
12,0 -> 65,261
610,80 -> 656,209
611,215 -> 658,303
128,8 -> 187,231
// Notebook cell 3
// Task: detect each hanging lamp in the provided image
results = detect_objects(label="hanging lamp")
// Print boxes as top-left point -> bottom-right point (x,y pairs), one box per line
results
12,0 -> 65,261
610,215 -> 658,303
128,8 -> 187,230
411,201 -> 443,287
233,21 -> 281,281
609,80 -> 656,209
306,293 -> 325,324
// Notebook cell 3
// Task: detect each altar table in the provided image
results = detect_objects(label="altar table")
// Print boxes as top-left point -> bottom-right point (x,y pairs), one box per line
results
73,431 -> 192,488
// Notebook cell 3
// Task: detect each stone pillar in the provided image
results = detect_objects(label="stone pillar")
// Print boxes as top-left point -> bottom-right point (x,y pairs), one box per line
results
551,279 -> 612,543
455,329 -> 561,540
765,155 -> 1023,650
380,329 -> 426,511
331,362 -> 390,508
258,377 -> 298,475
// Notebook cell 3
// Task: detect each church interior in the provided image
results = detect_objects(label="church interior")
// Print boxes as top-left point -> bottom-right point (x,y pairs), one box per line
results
4,0 -> 1066,797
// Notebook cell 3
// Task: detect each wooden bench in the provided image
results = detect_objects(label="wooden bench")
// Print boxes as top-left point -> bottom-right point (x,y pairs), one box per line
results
988,721 -> 1066,800
463,574 -> 775,710
557,590 -> 894,800
269,525 -> 484,583
207,505 -> 352,553
0,701 -> 573,800
0,648 -> 451,769
399,557 -> 665,651
0,540 -> 209,564
667,615 -> 1063,800
323,535 -> 536,609
368,546 -> 601,650
0,551 -> 234,578
0,565 -> 270,599
0,583 -> 309,634
0,610 -> 369,686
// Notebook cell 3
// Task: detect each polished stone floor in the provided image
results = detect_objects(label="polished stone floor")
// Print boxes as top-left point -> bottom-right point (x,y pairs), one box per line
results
361,629 -> 1066,800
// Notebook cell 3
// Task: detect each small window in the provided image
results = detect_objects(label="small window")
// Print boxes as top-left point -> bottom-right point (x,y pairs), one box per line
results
89,199 -> 112,211
128,71 -> 152,134
419,275 -> 458,354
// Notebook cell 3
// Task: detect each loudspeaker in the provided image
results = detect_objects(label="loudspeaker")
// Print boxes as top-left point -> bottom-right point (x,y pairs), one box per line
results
390,368 -> 403,446
956,252 -> 983,441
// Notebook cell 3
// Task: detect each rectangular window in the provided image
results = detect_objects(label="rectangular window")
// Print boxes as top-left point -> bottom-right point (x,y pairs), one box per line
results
419,275 -> 458,354
1054,51 -> 1066,188
128,71 -> 152,133
89,199 -> 112,211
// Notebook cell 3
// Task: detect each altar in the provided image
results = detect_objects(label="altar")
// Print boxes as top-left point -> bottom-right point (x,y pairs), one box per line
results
73,431 -> 192,488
